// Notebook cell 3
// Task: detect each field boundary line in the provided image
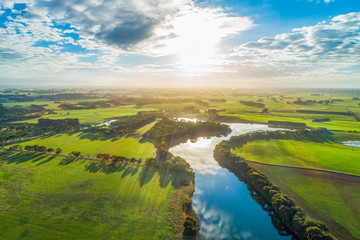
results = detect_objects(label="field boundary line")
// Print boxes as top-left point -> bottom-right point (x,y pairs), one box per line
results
243,159 -> 360,178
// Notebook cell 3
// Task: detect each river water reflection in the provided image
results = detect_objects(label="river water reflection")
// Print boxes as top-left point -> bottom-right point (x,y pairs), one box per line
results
170,122 -> 292,240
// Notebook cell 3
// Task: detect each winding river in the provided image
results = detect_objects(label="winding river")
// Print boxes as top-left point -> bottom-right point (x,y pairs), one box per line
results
170,121 -> 292,240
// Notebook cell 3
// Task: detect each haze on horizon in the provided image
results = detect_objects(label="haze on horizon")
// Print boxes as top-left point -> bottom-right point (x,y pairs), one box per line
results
0,0 -> 359,88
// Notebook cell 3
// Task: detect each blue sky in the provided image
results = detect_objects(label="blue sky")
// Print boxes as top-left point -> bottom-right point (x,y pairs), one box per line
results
0,0 -> 359,87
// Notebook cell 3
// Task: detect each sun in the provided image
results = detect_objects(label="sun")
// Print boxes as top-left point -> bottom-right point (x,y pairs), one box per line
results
171,10 -> 220,66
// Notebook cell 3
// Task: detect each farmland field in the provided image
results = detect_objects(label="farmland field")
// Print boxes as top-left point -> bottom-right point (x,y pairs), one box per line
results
15,105 -> 157,125
232,139 -> 360,175
0,149 -> 192,240
249,163 -> 360,240
7,132 -> 156,161
231,134 -> 360,239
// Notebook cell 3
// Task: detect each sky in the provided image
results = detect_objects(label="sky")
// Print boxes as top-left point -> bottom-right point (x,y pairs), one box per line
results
0,0 -> 359,88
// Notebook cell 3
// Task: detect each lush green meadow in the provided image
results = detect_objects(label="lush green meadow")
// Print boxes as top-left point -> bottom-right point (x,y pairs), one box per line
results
7,132 -> 156,160
232,139 -> 360,175
16,105 -> 156,124
0,149 -> 191,240
250,162 -> 360,240
231,133 -> 360,239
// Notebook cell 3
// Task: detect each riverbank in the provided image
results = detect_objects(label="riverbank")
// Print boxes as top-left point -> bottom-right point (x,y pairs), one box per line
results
214,131 -> 335,240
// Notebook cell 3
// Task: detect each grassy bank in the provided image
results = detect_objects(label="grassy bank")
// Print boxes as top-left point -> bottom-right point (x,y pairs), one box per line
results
0,149 -> 193,239
230,133 -> 360,239
232,139 -> 360,175
250,163 -> 360,240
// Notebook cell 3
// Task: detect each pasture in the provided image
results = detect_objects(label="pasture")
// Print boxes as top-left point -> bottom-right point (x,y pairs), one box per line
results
250,163 -> 360,240
7,131 -> 156,161
232,139 -> 360,175
0,149 -> 190,240
15,105 -> 157,124
231,133 -> 360,239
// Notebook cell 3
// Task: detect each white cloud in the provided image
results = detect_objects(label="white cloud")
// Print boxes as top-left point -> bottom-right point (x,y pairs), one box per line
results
0,0 -> 254,85
222,12 -> 360,85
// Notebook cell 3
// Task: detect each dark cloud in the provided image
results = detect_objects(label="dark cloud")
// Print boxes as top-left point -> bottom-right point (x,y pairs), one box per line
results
95,13 -> 156,49
32,0 -> 167,51
0,48 -> 23,61
22,11 -> 41,19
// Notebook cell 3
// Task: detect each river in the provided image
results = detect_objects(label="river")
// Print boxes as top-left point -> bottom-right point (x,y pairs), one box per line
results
170,121 -> 292,240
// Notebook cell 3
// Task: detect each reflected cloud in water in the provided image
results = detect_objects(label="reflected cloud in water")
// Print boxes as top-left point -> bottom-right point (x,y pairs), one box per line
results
342,141 -> 360,148
170,137 -> 223,175
169,123 -> 281,175
193,195 -> 255,240
170,123 -> 291,240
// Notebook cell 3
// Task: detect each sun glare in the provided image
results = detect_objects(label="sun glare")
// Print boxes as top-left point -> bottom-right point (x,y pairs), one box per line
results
171,11 -> 221,66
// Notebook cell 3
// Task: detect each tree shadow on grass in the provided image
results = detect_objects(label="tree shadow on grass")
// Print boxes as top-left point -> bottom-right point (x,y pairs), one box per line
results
121,165 -> 139,178
2,151 -> 47,165
159,167 -> 179,188
138,167 -> 157,187
84,161 -> 128,174
58,157 -> 77,166
78,132 -> 117,142
36,155 -> 56,166
0,150 -> 63,167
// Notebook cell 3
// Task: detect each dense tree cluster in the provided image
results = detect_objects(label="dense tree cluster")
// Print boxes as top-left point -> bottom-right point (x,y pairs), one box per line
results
214,130 -> 335,240
11,144 -> 59,154
0,94 -> 35,102
239,100 -> 265,108
0,119 -> 79,144
121,97 -> 209,107
0,104 -> 50,121
143,118 -> 231,146
37,118 -> 80,132
58,101 -> 111,110
293,98 -> 343,105
209,98 -> 226,103
95,153 -> 142,164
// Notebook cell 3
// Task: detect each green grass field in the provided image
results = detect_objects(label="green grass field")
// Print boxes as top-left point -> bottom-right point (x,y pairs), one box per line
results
231,134 -> 360,239
220,112 -> 360,131
250,163 -> 360,240
0,149 -> 191,240
232,139 -> 360,175
7,132 -> 156,161
15,105 -> 156,124
211,93 -> 360,132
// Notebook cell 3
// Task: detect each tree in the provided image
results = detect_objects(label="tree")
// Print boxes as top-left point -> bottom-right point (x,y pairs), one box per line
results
70,151 -> 81,157
55,148 -> 62,154
47,148 -> 54,153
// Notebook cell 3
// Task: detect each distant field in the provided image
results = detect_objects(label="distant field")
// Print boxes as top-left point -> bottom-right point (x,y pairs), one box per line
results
219,112 -> 360,131
15,105 -> 157,124
2,99 -> 109,109
0,149 -> 189,239
232,139 -> 360,175
250,163 -> 360,240
7,132 -> 156,161
210,93 -> 360,132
